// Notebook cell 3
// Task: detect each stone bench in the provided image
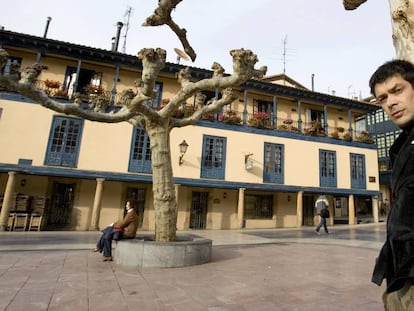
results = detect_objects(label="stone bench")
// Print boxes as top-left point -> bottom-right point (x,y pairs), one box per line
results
114,234 -> 212,268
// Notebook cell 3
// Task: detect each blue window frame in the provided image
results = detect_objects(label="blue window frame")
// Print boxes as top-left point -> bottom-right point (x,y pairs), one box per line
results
319,149 -> 337,187
45,116 -> 83,167
147,82 -> 163,109
201,135 -> 226,179
263,143 -> 284,183
350,153 -> 366,189
129,127 -> 152,173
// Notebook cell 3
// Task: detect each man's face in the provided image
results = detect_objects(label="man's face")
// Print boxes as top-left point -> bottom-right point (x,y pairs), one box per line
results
374,74 -> 414,129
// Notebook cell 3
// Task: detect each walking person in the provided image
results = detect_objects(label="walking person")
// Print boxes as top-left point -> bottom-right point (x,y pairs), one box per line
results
369,59 -> 414,310
315,194 -> 329,235
93,199 -> 139,261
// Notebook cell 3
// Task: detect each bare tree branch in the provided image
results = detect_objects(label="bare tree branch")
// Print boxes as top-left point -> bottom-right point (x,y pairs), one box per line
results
142,0 -> 197,61
343,0 -> 368,10
0,75 -> 138,123
171,88 -> 237,127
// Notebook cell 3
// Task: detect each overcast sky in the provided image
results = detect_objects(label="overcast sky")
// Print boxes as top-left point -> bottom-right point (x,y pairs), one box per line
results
1,0 -> 395,99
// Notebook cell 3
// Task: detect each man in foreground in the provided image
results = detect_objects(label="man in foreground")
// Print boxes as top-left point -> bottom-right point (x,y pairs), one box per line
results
369,59 -> 414,310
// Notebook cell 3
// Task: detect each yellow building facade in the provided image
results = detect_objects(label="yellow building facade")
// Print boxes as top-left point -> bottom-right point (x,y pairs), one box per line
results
0,30 -> 379,232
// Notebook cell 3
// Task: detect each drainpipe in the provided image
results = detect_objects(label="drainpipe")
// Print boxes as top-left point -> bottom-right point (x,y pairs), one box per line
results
112,22 -> 123,52
36,17 -> 52,63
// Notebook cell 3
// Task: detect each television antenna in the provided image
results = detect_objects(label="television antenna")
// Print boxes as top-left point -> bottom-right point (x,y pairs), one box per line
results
282,35 -> 288,74
174,48 -> 190,64
121,6 -> 133,53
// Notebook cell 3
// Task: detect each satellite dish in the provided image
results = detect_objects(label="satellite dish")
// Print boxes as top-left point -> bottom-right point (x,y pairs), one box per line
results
174,48 -> 190,64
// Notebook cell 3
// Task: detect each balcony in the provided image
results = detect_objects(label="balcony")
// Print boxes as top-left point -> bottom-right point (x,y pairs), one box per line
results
27,80 -> 376,145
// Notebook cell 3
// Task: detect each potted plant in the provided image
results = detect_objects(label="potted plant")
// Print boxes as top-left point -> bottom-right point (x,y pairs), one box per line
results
53,89 -> 68,99
304,120 -> 324,136
248,112 -> 271,129
357,130 -> 374,144
330,130 -> 340,139
219,110 -> 241,124
343,132 -> 352,141
44,79 -> 61,89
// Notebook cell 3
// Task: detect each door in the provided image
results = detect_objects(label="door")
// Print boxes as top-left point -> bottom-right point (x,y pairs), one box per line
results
189,191 -> 208,229
302,196 -> 315,226
126,187 -> 146,228
47,182 -> 75,228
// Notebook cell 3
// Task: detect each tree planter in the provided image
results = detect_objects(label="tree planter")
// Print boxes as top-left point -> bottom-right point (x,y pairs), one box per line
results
114,234 -> 212,268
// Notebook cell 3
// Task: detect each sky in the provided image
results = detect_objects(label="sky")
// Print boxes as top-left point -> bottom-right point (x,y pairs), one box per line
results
1,0 -> 395,99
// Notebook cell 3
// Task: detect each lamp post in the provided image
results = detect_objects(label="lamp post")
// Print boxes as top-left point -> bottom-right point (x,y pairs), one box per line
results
179,140 -> 189,165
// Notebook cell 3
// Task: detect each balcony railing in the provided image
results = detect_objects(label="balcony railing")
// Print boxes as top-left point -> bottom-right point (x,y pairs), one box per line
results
34,81 -> 374,144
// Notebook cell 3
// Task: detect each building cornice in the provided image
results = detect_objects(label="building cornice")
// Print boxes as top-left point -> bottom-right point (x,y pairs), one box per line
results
0,29 -> 376,112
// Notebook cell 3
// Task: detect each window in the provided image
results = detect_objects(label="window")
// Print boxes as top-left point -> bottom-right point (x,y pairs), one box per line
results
350,153 -> 366,189
253,99 -> 273,127
355,116 -> 367,135
63,67 -> 102,97
1,56 -> 22,75
244,195 -> 273,219
263,143 -> 284,183
253,99 -> 273,114
129,127 -> 152,173
201,135 -> 226,179
319,149 -> 337,187
306,109 -> 325,128
45,116 -> 83,167
147,82 -> 163,109
379,159 -> 391,172
376,134 -> 387,158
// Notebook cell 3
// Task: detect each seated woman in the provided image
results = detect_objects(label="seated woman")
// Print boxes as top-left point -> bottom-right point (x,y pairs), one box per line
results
93,199 -> 139,261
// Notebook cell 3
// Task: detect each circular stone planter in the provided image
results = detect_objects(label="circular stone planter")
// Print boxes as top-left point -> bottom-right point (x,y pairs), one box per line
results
114,234 -> 212,268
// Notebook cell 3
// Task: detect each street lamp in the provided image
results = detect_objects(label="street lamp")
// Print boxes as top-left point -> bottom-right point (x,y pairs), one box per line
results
179,140 -> 189,165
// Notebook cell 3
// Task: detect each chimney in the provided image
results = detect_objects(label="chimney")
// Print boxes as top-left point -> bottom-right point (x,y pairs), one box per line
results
311,73 -> 315,91
112,22 -> 123,52
43,17 -> 52,38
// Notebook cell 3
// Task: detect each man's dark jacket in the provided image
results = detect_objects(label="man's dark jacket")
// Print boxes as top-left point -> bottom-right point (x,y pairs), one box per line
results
372,128 -> 414,293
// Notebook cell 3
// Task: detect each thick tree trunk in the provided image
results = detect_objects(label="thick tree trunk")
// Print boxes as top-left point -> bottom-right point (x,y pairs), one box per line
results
343,0 -> 414,62
389,0 -> 414,62
147,121 -> 177,242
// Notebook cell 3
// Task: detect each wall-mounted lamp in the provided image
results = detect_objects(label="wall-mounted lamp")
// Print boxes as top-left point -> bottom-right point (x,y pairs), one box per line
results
245,153 -> 253,170
287,195 -> 291,202
179,140 -> 189,165
223,192 -> 227,199
20,179 -> 27,187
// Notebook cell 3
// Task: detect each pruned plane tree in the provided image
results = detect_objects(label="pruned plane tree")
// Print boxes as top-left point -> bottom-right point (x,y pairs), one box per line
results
0,0 -> 267,241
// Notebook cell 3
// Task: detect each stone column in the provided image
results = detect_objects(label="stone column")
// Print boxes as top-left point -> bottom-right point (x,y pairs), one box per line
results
0,172 -> 17,231
174,184 -> 181,228
237,188 -> 245,229
296,191 -> 304,228
348,194 -> 356,225
372,196 -> 379,223
89,178 -> 105,231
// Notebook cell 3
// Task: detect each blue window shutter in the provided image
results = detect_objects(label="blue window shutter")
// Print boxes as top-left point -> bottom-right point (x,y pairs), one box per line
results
319,149 -> 337,187
263,143 -> 284,183
45,116 -> 83,167
201,135 -> 226,179
129,127 -> 152,173
350,153 -> 366,189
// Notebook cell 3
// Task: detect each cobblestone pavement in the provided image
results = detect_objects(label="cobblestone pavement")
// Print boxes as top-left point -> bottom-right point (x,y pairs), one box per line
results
0,223 -> 386,310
